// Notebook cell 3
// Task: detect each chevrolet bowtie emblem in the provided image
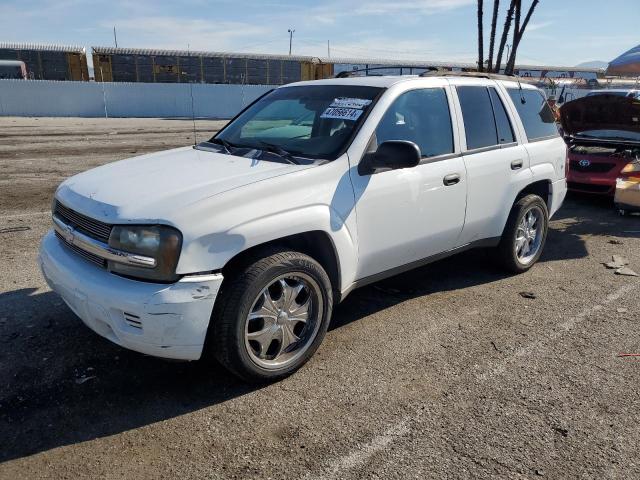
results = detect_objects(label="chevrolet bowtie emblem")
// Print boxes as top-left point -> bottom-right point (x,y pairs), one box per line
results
64,224 -> 75,243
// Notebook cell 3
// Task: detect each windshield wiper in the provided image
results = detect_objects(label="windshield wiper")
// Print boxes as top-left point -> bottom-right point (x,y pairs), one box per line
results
209,137 -> 236,154
256,141 -> 300,165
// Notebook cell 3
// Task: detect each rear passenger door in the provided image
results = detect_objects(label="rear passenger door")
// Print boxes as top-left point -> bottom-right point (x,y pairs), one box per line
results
453,84 -> 533,244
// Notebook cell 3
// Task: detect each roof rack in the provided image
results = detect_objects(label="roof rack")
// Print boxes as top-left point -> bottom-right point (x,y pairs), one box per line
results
419,70 -> 536,83
335,65 -> 440,78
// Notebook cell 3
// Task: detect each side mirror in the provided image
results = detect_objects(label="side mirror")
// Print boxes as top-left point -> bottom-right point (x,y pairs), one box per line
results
359,140 -> 421,175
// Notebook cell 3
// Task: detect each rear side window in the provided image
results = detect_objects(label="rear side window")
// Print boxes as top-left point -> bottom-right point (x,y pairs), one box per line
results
488,88 -> 515,144
507,89 -> 559,140
457,86 -> 497,149
375,88 -> 454,158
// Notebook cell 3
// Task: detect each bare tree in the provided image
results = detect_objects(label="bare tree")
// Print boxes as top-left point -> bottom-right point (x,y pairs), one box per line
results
477,0 -> 484,71
487,0 -> 500,72
493,0 -> 517,73
504,0 -> 540,74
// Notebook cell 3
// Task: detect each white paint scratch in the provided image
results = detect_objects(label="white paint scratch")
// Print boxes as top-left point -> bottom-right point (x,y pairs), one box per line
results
479,282 -> 638,380
305,419 -> 410,480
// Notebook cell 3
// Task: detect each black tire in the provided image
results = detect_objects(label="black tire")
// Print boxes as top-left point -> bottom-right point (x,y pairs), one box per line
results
209,247 -> 333,383
496,194 -> 549,273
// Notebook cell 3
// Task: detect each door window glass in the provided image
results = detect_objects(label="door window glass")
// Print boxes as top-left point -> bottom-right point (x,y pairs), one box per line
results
457,86 -> 498,149
507,89 -> 559,140
488,88 -> 515,144
375,88 -> 454,158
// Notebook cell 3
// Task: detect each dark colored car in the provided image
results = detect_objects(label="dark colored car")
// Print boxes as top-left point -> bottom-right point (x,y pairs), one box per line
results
561,94 -> 640,195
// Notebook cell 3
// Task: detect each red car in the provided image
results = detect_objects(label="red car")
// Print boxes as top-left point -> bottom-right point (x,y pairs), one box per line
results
561,94 -> 640,195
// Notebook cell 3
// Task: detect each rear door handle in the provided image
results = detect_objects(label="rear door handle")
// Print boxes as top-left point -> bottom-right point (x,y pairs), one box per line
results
511,159 -> 524,170
443,173 -> 460,186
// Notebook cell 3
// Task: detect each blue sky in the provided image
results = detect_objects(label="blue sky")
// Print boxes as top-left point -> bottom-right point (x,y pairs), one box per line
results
1,0 -> 637,67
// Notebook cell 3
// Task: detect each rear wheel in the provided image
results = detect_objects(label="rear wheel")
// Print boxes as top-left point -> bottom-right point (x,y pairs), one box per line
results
209,248 -> 333,382
496,194 -> 549,273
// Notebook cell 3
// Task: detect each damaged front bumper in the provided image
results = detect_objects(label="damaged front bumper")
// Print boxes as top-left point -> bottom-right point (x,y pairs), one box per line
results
39,230 -> 223,360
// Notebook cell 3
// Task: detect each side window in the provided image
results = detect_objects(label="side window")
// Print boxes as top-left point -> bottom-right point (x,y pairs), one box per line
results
507,89 -> 559,140
457,86 -> 498,149
488,88 -> 515,144
375,88 -> 453,158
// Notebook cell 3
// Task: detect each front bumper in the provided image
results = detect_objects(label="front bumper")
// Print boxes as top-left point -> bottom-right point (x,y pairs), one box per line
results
567,174 -> 616,195
39,230 -> 223,360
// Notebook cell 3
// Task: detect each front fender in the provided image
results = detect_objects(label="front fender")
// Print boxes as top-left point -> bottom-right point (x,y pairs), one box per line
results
174,158 -> 359,290
179,205 -> 357,287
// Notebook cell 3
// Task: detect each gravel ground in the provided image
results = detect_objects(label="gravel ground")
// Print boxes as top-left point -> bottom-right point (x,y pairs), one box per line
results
1,117 -> 639,480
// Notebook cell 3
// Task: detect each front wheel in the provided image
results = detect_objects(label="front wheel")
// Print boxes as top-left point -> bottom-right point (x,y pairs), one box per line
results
496,194 -> 549,273
209,248 -> 333,383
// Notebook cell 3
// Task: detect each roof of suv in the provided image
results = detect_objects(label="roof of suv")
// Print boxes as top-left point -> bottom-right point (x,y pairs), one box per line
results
283,75 -> 539,90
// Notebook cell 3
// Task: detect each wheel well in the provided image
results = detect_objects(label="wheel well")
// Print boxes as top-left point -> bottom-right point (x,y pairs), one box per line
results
221,231 -> 341,294
515,180 -> 551,208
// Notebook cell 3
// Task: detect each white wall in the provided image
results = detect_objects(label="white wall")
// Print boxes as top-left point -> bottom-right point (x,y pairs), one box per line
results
0,80 -> 275,118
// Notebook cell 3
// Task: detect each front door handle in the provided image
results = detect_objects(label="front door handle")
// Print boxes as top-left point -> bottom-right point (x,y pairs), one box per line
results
443,173 -> 460,186
511,159 -> 524,170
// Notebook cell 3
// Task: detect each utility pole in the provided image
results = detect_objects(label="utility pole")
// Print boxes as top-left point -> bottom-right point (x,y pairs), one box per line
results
327,40 -> 330,58
113,26 -> 118,48
288,28 -> 295,55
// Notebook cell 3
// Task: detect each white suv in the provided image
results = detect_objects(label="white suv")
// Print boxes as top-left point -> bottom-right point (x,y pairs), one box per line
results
39,74 -> 567,381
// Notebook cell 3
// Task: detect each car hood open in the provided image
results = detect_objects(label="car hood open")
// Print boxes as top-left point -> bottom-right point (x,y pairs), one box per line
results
560,94 -> 640,145
55,146 -> 314,222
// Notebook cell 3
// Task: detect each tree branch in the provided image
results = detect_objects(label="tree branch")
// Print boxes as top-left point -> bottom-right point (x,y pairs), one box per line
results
493,0 -> 517,73
477,0 -> 484,72
505,0 -> 521,74
487,0 -> 500,72
506,0 -> 539,74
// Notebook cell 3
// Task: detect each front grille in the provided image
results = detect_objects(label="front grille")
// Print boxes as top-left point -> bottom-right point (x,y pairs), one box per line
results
567,182 -> 613,193
55,231 -> 107,268
569,160 -> 616,173
54,201 -> 112,243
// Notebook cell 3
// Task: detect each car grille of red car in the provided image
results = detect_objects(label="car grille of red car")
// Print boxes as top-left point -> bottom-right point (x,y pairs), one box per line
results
569,160 -> 616,173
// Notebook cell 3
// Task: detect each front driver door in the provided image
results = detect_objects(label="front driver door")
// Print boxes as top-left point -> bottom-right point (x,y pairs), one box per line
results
349,87 -> 467,280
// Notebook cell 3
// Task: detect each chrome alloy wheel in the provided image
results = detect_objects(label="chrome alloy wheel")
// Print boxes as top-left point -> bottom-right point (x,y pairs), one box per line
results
244,273 -> 322,369
515,205 -> 544,265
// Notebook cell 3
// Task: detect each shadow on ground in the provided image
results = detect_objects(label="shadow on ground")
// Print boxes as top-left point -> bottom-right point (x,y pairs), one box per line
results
0,194 -> 621,462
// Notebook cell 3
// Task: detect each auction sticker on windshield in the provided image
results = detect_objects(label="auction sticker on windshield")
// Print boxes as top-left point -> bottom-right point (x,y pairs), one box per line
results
321,107 -> 363,121
330,97 -> 372,109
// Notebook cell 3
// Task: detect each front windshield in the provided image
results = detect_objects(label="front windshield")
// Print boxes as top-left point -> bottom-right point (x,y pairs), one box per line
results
213,85 -> 383,160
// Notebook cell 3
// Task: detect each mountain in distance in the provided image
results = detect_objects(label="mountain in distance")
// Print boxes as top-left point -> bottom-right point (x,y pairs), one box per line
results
575,60 -> 608,69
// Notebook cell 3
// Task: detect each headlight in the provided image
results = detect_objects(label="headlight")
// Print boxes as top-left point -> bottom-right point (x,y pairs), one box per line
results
621,161 -> 640,174
108,225 -> 182,282
621,161 -> 640,181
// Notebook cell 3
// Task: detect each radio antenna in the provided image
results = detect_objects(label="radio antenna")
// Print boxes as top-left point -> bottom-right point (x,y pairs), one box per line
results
188,44 -> 197,146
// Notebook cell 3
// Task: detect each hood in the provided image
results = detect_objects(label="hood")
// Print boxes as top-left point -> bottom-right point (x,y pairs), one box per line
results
560,94 -> 640,144
56,146 -> 313,222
